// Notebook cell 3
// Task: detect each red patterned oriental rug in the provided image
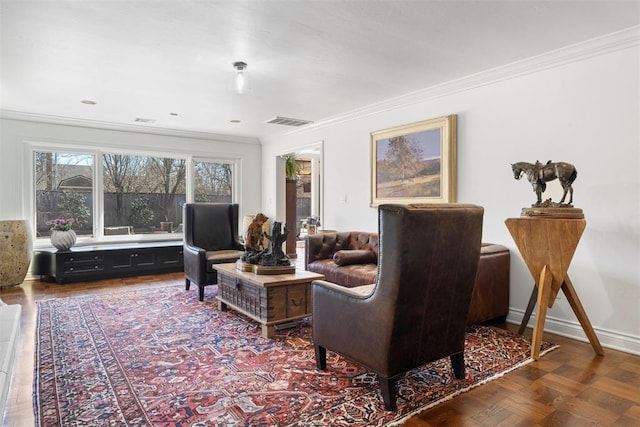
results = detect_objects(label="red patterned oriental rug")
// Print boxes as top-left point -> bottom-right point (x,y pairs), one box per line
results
34,283 -> 557,426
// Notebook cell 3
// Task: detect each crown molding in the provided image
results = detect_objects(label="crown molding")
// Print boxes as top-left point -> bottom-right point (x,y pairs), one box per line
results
0,109 -> 261,145
276,25 -> 640,137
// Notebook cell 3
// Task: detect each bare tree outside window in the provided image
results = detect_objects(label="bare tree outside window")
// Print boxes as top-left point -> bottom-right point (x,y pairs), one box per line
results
34,151 -> 94,237
34,152 -> 54,189
147,157 -> 186,224
103,154 -> 145,226
194,161 -> 233,203
103,154 -> 186,233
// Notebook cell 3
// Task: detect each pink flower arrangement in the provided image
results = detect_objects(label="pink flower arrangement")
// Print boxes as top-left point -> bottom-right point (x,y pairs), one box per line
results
46,218 -> 76,231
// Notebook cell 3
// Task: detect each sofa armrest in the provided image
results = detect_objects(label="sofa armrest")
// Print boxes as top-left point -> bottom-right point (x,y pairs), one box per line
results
467,243 -> 510,325
481,242 -> 510,256
304,232 -> 351,268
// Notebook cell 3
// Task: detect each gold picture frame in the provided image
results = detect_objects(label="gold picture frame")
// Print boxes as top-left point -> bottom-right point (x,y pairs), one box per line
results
370,114 -> 457,207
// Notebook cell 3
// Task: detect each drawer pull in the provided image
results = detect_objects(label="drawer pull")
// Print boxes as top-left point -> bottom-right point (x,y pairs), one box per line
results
290,297 -> 304,306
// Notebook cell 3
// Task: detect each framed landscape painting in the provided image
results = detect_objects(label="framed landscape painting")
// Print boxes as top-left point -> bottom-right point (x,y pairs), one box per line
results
370,114 -> 457,207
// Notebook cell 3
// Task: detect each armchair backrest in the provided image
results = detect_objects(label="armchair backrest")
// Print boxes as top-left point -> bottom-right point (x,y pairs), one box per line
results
183,203 -> 241,251
374,203 -> 484,373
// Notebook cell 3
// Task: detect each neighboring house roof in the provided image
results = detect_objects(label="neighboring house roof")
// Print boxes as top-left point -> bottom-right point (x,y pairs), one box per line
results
57,174 -> 92,191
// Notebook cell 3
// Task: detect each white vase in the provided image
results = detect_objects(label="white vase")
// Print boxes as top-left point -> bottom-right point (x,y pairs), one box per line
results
50,229 -> 77,251
0,220 -> 33,287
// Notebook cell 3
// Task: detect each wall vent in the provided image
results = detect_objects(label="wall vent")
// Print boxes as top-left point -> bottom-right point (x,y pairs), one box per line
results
265,116 -> 313,127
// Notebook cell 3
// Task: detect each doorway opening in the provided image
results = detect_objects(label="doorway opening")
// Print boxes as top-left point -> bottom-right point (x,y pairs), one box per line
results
276,142 -> 323,251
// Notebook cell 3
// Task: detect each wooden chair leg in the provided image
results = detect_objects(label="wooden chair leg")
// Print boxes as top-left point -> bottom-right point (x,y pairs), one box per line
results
378,375 -> 397,411
450,351 -> 465,379
185,278 -> 191,290
314,345 -> 327,370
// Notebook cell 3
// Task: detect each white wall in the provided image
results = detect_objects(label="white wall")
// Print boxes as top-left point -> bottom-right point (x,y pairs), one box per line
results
0,118 -> 263,229
261,40 -> 640,354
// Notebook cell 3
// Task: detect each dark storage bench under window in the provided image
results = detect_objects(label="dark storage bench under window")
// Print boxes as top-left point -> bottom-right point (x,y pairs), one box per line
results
32,241 -> 183,283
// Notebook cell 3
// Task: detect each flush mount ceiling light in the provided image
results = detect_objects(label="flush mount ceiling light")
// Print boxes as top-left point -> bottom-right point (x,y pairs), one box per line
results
231,61 -> 249,94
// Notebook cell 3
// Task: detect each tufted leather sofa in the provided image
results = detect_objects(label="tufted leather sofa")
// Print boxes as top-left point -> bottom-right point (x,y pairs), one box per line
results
305,231 -> 509,325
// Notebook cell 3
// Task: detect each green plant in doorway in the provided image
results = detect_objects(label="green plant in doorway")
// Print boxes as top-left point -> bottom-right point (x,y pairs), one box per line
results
284,155 -> 299,181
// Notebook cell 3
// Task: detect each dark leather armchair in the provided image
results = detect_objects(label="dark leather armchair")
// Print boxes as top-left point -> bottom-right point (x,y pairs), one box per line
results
183,203 -> 245,301
312,203 -> 484,410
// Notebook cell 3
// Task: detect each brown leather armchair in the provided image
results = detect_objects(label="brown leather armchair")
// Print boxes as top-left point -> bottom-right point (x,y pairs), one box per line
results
312,203 -> 484,411
183,203 -> 245,301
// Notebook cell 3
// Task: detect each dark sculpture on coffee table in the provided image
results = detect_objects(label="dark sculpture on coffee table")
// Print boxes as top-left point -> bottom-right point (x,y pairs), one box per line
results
511,160 -> 577,207
261,221 -> 291,266
241,220 -> 291,267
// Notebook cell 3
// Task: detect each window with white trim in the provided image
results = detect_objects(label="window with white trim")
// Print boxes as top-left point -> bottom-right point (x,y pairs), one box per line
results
34,151 -> 95,238
32,147 -> 236,244
102,153 -> 186,235
193,159 -> 233,203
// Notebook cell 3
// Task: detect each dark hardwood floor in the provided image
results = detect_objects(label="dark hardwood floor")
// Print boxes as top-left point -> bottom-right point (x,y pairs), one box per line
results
1,267 -> 638,426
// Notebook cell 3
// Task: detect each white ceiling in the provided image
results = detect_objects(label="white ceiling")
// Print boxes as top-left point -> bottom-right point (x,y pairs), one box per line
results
1,1 -> 638,139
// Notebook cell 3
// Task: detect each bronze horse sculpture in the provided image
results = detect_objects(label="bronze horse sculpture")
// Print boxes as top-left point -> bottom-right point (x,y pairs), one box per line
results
511,161 -> 577,205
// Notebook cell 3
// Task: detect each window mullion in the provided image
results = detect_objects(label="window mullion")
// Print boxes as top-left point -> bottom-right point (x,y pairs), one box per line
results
94,150 -> 104,239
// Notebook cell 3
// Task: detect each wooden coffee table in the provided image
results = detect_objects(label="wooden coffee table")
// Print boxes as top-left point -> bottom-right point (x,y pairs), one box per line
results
214,263 -> 324,338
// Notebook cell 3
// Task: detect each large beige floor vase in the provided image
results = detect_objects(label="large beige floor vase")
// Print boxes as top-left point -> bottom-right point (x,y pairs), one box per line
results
0,220 -> 33,287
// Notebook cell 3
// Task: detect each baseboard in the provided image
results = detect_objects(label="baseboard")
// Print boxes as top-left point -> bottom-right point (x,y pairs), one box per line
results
507,309 -> 640,356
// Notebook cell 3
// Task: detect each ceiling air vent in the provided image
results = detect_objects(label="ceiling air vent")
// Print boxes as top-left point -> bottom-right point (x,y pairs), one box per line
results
265,116 -> 313,127
134,117 -> 156,123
